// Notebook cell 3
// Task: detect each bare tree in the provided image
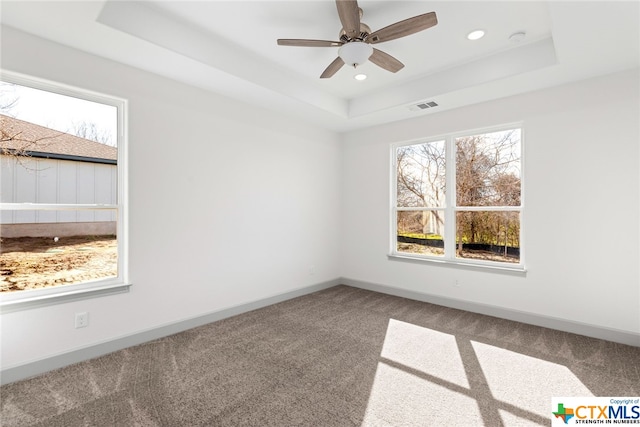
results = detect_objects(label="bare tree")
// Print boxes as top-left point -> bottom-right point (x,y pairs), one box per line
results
397,130 -> 521,261
1,117 -> 64,171
68,121 -> 115,146
396,142 -> 446,236
0,82 -> 18,115
1,84 -> 64,168
454,131 -> 520,258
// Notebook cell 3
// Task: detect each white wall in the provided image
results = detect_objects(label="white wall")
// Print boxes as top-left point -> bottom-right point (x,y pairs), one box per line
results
0,28 -> 342,368
341,68 -> 640,336
1,25 -> 638,374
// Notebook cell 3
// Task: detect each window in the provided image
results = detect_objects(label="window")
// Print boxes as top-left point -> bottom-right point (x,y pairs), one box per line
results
392,125 -> 523,270
0,71 -> 128,310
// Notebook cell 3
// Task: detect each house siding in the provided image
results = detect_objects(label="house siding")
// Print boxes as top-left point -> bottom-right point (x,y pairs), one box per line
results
1,155 -> 117,237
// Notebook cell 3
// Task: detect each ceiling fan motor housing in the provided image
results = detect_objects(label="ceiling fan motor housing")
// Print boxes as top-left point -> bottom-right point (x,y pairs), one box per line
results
339,22 -> 372,42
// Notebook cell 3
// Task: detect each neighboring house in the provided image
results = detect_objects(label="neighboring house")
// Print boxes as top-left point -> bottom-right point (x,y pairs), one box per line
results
0,114 -> 117,238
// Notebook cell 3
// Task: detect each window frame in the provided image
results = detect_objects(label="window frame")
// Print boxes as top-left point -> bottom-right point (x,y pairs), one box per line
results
390,123 -> 525,273
0,70 -> 130,312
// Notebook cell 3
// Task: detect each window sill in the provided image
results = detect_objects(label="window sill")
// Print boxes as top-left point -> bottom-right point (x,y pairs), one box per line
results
388,253 -> 527,275
0,281 -> 131,314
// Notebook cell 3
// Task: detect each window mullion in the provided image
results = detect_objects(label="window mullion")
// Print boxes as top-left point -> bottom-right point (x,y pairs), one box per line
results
396,206 -> 446,212
444,136 -> 456,260
454,206 -> 521,212
0,203 -> 117,211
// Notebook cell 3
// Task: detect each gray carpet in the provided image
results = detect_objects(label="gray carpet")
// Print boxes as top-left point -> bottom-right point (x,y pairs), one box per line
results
1,285 -> 639,426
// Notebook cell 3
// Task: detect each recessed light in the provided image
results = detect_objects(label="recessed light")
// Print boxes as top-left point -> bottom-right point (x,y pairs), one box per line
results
467,30 -> 485,40
354,74 -> 367,81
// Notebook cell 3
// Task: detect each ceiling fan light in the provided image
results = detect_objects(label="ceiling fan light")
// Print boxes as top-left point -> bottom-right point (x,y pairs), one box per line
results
338,42 -> 373,67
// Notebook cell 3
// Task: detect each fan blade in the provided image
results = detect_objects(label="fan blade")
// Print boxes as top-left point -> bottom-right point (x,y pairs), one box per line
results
277,39 -> 343,47
367,12 -> 437,44
320,57 -> 345,79
335,0 -> 360,39
369,48 -> 404,73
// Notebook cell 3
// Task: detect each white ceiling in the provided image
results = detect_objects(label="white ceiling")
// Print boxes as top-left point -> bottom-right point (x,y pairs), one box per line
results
1,1 -> 639,132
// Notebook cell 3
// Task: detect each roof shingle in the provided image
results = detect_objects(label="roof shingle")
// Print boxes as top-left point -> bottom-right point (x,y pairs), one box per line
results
0,114 -> 117,162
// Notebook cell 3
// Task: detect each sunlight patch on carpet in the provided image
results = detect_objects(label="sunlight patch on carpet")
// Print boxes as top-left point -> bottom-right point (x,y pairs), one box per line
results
362,319 -> 481,425
471,340 -> 594,422
380,319 -> 470,388
361,362 -> 483,426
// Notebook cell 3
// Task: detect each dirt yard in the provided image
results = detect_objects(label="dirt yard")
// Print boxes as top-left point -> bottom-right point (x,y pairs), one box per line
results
0,235 -> 117,292
397,242 -> 519,263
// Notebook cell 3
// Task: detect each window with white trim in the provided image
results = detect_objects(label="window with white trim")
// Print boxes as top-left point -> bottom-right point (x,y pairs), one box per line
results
392,125 -> 523,269
0,71 -> 128,309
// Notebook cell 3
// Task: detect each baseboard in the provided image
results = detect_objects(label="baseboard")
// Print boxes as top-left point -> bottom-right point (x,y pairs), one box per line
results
340,277 -> 640,347
0,278 -> 340,385
4,276 -> 637,385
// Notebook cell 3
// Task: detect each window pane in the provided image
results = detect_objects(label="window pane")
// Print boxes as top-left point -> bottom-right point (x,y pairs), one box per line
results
456,129 -> 521,207
0,213 -> 117,292
397,210 -> 445,256
455,211 -> 520,263
0,82 -> 117,148
1,80 -> 121,293
396,141 -> 446,207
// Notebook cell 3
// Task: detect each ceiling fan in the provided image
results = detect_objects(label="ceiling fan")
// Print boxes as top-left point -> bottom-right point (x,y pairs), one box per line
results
277,0 -> 438,79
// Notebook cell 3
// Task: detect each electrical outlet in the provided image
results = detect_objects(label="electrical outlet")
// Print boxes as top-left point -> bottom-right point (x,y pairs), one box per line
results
309,265 -> 316,276
75,312 -> 89,329
454,279 -> 461,288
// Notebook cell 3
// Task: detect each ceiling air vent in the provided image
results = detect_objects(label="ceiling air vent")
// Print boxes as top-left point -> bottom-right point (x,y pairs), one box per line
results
408,101 -> 439,112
